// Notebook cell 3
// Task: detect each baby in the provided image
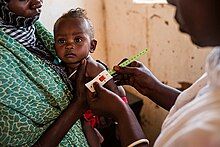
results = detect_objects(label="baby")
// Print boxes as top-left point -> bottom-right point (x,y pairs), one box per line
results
53,8 -> 126,146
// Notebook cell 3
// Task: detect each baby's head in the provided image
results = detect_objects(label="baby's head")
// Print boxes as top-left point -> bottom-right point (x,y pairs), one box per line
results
54,8 -> 97,67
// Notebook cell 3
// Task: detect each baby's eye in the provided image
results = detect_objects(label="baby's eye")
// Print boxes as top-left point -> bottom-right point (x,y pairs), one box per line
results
56,39 -> 66,45
74,37 -> 83,44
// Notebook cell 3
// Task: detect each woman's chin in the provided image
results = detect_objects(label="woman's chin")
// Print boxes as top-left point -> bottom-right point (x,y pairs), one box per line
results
191,37 -> 213,47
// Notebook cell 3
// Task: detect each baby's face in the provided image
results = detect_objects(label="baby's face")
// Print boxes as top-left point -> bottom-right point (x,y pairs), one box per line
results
54,17 -> 93,67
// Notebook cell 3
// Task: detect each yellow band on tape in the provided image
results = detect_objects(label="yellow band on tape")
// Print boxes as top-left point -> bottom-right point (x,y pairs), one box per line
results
108,48 -> 148,75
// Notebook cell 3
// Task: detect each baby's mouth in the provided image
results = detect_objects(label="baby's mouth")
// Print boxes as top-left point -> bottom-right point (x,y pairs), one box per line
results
65,53 -> 76,58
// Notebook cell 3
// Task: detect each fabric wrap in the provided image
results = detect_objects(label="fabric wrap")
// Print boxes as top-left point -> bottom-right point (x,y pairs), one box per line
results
0,21 -> 88,146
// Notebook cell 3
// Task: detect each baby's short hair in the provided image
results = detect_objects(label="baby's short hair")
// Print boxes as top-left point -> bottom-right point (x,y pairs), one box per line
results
54,7 -> 95,39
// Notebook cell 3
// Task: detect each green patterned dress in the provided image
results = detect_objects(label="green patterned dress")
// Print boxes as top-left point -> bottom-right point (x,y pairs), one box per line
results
0,21 -> 89,147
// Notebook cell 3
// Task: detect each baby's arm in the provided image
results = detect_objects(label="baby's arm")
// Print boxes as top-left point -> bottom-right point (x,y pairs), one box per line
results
86,56 -> 126,97
81,120 -> 103,147
86,57 -> 129,144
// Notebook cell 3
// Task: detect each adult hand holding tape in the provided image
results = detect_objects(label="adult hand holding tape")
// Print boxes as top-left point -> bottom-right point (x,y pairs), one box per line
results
85,48 -> 148,92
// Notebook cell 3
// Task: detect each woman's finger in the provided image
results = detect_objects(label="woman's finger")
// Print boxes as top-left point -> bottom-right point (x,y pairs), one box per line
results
113,64 -> 139,75
76,59 -> 87,79
117,58 -> 128,65
93,82 -> 104,94
130,60 -> 142,67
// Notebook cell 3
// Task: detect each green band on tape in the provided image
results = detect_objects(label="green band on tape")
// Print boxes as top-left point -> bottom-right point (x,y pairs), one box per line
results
108,48 -> 148,75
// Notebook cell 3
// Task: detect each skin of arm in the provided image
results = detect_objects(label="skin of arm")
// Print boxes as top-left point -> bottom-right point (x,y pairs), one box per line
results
81,120 -> 102,147
148,81 -> 180,111
113,60 -> 180,110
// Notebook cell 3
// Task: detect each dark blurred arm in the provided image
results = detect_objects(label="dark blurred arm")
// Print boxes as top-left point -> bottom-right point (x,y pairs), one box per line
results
113,60 -> 181,111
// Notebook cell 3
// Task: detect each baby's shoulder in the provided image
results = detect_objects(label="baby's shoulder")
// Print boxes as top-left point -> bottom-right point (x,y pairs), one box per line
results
86,56 -> 107,77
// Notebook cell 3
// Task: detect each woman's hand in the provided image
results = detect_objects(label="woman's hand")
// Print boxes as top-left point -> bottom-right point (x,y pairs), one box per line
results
87,82 -> 148,147
113,60 -> 161,97
87,82 -> 126,120
74,59 -> 89,112
113,60 -> 180,110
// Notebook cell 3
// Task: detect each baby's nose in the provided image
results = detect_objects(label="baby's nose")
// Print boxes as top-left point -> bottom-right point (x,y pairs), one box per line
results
65,42 -> 75,50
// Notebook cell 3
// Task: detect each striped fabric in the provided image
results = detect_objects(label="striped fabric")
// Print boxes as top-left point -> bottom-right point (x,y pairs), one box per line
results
0,21 -> 37,49
0,0 -> 53,62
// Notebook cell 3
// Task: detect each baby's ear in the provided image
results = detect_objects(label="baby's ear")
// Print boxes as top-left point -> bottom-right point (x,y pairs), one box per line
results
90,39 -> 97,53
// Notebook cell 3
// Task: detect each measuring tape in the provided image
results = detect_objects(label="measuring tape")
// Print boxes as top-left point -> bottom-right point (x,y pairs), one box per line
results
108,48 -> 148,75
85,48 -> 148,92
